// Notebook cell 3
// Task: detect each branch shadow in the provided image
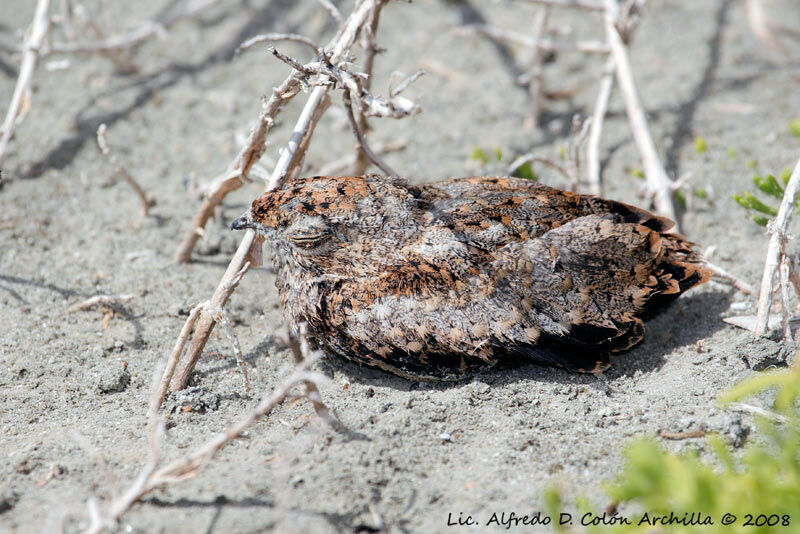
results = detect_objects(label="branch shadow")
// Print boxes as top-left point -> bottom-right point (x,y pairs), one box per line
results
664,0 -> 731,179
16,0 -> 300,180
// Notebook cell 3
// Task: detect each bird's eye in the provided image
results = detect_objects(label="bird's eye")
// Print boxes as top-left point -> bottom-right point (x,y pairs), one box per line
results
286,232 -> 329,248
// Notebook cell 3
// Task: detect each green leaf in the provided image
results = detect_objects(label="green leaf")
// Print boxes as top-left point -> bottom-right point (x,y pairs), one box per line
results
753,173 -> 784,199
752,215 -> 769,226
694,136 -> 707,154
470,147 -> 489,165
631,168 -> 645,180
718,369 -> 792,405
695,187 -> 708,200
747,158 -> 757,169
782,166 -> 793,185
493,147 -> 503,162
558,145 -> 566,161
743,191 -> 778,215
514,161 -> 537,181
726,147 -> 738,160
790,118 -> 800,138
675,190 -> 686,206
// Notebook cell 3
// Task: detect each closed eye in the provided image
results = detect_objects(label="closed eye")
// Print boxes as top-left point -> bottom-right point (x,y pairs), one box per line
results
287,233 -> 329,248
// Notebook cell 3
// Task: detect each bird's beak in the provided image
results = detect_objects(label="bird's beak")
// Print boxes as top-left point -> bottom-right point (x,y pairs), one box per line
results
230,211 -> 255,231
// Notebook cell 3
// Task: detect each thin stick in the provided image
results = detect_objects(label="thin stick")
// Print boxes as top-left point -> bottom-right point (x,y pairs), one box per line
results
173,73 -> 304,264
0,0 -> 50,168
83,360 -> 323,534
779,254 -> 793,342
603,0 -> 677,226
150,302 -> 206,420
704,260 -> 754,295
508,153 -> 572,183
66,294 -> 134,313
755,154 -> 800,336
97,124 -> 150,216
282,325 -> 340,428
523,7 -> 551,132
169,0 -> 379,390
236,33 -> 321,57
316,138 -> 407,175
352,0 -> 385,175
567,114 -> 592,192
586,56 -> 615,196
456,25 -> 609,54
728,402 -> 791,424
46,0 -> 217,55
344,89 -> 400,179
317,0 -> 344,26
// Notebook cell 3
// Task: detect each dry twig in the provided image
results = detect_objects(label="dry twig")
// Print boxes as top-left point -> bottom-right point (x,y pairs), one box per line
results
66,294 -> 134,313
96,124 -> 151,217
81,353 -> 326,534
508,153 -> 572,183
169,0 -> 397,391
728,402 -> 791,425
586,56 -> 615,196
566,114 -> 592,192
603,0 -> 678,226
0,0 -> 51,168
46,0 -> 218,55
704,260 -> 754,295
754,154 -> 800,337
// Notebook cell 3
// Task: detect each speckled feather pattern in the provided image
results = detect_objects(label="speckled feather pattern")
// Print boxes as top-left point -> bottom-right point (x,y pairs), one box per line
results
236,175 -> 712,381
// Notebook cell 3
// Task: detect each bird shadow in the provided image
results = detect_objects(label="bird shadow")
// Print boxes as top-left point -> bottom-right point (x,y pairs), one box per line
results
320,289 -> 733,392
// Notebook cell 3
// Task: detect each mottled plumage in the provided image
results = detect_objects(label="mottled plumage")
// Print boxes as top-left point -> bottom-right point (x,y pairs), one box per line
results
232,175 -> 711,381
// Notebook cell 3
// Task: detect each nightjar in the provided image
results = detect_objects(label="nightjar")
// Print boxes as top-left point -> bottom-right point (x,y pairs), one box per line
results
231,174 -> 711,381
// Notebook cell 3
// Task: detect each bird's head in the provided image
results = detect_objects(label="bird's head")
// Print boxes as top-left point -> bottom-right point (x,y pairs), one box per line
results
231,175 -> 419,271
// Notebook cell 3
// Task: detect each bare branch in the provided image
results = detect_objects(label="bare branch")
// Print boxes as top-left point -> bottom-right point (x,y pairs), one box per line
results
316,138 -> 407,175
344,89 -> 400,179
0,0 -> 50,168
603,0 -> 677,225
317,0 -> 344,26
567,114 -> 592,192
390,69 -> 425,98
83,356 -> 324,534
508,153 -> 572,183
236,33 -> 322,57
96,124 -> 150,217
728,402 -> 791,424
352,1 -> 385,175
704,261 -> 754,295
586,56 -> 615,196
66,294 -> 134,313
755,154 -> 800,337
46,0 -> 218,55
173,73 -> 304,264
170,0 -> 384,389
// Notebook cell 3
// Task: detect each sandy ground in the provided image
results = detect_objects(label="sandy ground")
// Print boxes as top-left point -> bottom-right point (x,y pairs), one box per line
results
2,0 -> 800,532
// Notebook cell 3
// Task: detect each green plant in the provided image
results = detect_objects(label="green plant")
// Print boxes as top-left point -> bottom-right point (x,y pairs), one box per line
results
734,169 -> 795,226
469,146 -> 538,181
694,136 -> 708,154
547,363 -> 800,533
790,119 -> 800,139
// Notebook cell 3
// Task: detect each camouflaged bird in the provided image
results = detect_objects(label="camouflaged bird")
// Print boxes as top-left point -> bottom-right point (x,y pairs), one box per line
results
231,174 -> 712,381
